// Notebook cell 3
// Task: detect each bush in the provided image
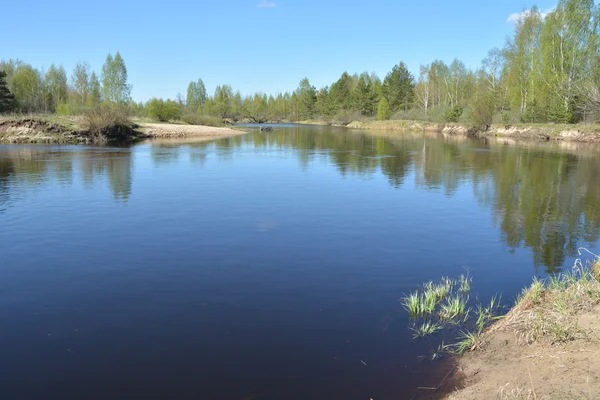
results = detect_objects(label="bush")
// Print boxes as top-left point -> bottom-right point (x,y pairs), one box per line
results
146,98 -> 182,122
181,113 -> 224,127
444,105 -> 463,123
392,105 -> 447,123
333,109 -> 362,125
56,103 -> 72,116
83,105 -> 132,136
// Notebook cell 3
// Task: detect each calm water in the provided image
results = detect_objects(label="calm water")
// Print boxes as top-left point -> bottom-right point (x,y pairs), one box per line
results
1,125 -> 599,399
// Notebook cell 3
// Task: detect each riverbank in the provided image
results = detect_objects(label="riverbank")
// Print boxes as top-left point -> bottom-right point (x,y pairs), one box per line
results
0,116 -> 245,144
444,259 -> 600,399
298,119 -> 600,143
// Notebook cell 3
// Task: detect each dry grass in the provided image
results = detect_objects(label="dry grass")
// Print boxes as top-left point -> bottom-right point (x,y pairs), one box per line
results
491,254 -> 600,346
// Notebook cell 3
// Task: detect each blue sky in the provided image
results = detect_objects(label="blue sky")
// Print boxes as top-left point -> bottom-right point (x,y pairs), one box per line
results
1,0 -> 556,102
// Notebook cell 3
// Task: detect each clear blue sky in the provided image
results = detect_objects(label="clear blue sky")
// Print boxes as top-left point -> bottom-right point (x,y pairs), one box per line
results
1,0 -> 556,102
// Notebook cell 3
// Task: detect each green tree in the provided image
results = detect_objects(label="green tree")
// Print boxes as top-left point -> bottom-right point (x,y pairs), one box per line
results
329,72 -> 353,112
101,51 -> 131,104
214,85 -> 233,118
11,64 -> 43,112
146,98 -> 182,122
295,78 -> 317,120
71,62 -> 90,106
186,78 -> 207,112
88,71 -> 102,106
0,71 -> 16,113
377,97 -> 391,120
44,64 -> 68,112
382,62 -> 414,112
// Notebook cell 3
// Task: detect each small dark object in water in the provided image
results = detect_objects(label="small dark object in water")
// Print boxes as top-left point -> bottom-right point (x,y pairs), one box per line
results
260,126 -> 273,132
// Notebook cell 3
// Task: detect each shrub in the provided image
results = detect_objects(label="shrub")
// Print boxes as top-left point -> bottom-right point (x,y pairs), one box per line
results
444,105 -> 463,123
334,109 -> 362,125
56,103 -> 71,116
146,98 -> 182,122
83,105 -> 132,136
181,113 -> 224,127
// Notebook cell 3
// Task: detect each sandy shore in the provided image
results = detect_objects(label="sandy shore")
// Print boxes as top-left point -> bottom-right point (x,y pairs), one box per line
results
139,123 -> 246,139
443,267 -> 600,399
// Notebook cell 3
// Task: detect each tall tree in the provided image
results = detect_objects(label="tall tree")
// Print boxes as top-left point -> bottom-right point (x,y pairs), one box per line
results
101,51 -> 131,104
0,71 -> 16,113
213,85 -> 233,117
44,64 -> 68,112
186,78 -> 207,112
88,72 -> 102,106
295,78 -> 317,120
382,62 -> 414,112
71,62 -> 90,106
11,64 -> 43,113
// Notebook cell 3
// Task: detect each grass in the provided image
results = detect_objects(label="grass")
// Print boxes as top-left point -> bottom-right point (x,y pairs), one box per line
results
453,330 -> 481,354
440,295 -> 469,321
458,273 -> 472,294
411,320 -> 442,339
401,250 -> 600,360
401,277 -> 456,317
505,253 -> 600,345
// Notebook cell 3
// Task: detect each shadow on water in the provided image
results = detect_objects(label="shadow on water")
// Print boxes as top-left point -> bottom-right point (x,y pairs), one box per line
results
1,125 -> 600,399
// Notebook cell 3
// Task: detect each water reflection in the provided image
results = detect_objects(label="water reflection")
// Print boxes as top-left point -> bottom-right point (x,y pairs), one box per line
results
0,146 -> 133,206
1,126 -> 600,272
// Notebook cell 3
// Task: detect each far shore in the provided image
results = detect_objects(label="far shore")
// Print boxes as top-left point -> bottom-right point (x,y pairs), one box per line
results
297,119 -> 600,143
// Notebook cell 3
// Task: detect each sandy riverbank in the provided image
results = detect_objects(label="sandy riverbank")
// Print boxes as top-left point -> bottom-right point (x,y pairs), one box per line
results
139,122 -> 245,139
0,116 -> 246,144
444,261 -> 600,399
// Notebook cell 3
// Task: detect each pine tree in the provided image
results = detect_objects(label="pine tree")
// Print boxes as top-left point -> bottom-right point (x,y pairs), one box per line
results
0,71 -> 16,113
382,62 -> 415,112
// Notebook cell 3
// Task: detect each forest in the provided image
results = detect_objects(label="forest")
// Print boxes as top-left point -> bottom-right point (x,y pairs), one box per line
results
1,0 -> 599,128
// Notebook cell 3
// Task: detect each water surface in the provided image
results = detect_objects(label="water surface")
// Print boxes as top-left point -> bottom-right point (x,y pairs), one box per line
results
1,125 -> 599,399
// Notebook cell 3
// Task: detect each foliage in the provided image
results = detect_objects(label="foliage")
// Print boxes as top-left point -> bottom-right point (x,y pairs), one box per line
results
181,113 -> 224,127
186,79 -> 207,112
377,97 -> 391,120
382,62 -> 414,112
101,51 -> 131,104
56,103 -> 71,116
0,71 -> 16,113
146,98 -> 182,122
444,105 -> 464,122
82,104 -> 131,136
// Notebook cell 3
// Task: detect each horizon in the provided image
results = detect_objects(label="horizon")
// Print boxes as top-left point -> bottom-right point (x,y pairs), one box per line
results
2,0 -> 558,102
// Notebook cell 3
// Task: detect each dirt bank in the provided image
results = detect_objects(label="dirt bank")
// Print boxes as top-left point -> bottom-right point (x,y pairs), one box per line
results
0,117 -> 245,144
445,263 -> 600,399
343,120 -> 600,143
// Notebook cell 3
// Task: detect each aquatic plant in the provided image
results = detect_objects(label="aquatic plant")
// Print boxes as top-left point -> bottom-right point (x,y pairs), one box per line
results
453,330 -> 481,354
411,320 -> 442,339
440,295 -> 468,321
401,291 -> 424,318
458,273 -> 472,294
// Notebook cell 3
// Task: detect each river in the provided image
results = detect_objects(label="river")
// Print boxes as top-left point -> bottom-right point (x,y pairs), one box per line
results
1,124 -> 599,399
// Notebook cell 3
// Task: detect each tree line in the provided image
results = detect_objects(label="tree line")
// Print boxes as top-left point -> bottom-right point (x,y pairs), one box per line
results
0,52 -> 131,115
1,0 -> 599,126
